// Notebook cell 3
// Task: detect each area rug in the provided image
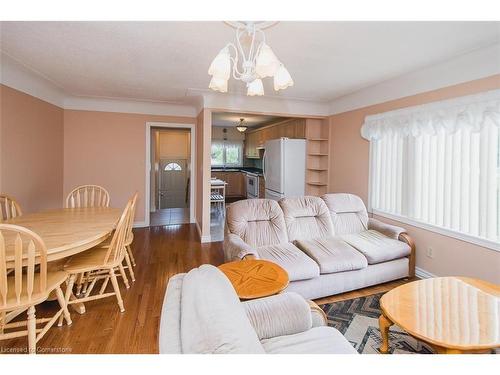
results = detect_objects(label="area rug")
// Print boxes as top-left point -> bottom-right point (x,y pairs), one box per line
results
320,293 -> 435,354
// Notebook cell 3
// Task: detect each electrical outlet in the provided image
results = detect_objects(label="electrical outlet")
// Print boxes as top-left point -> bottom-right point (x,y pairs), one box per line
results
426,247 -> 434,259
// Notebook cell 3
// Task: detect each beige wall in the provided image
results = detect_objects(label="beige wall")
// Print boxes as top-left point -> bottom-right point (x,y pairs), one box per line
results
63,110 -> 195,223
328,74 -> 500,283
0,84 -> 64,213
196,109 -> 212,241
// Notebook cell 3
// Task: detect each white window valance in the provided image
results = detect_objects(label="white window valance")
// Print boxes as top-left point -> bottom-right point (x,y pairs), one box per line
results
361,89 -> 500,140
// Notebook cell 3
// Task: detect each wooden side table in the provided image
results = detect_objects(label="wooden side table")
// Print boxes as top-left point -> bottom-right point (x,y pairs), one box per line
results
379,277 -> 500,354
218,259 -> 289,300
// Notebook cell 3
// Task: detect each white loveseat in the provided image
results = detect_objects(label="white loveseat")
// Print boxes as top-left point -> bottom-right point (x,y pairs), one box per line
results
159,265 -> 357,354
224,193 -> 415,300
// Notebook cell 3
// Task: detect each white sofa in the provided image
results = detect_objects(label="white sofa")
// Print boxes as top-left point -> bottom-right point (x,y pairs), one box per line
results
159,265 -> 357,354
224,193 -> 415,300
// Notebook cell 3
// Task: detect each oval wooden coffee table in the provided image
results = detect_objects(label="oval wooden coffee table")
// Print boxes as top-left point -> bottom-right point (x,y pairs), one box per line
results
379,277 -> 500,354
218,259 -> 289,300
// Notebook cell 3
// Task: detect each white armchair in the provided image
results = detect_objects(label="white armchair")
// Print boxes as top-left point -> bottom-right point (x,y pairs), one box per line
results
159,265 -> 356,354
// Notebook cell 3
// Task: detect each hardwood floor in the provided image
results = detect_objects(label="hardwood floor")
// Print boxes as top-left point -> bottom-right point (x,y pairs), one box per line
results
1,224 -> 224,354
1,224 -> 412,354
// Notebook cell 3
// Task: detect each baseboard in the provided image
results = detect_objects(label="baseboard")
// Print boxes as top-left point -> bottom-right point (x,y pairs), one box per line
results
133,221 -> 148,228
196,222 -> 211,243
415,267 -> 437,279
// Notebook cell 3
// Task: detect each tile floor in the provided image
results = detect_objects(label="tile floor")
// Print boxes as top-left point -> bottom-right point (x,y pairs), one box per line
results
150,208 -> 190,226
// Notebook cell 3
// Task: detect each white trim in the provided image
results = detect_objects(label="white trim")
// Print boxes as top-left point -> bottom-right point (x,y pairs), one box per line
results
189,88 -> 331,117
415,267 -> 437,279
329,43 -> 500,115
144,122 -> 196,227
133,221 -> 148,228
196,222 -> 211,243
64,95 -> 197,117
0,52 -> 66,107
372,209 -> 500,252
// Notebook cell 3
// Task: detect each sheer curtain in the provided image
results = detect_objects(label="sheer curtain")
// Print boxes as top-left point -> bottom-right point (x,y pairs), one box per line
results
363,90 -> 500,244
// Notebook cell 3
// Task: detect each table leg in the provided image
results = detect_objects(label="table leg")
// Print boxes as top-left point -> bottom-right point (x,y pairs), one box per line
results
379,314 -> 393,354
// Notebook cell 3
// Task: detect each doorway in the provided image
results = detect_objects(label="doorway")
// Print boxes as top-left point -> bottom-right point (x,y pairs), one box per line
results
148,126 -> 193,226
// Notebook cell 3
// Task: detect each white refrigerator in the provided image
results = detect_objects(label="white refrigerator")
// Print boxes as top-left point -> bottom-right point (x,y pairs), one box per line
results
263,138 -> 306,201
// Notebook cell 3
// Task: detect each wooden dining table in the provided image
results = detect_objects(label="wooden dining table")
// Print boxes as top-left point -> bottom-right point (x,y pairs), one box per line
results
2,206 -> 121,316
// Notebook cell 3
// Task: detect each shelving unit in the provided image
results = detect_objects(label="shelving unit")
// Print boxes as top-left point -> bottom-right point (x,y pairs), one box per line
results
305,118 -> 330,196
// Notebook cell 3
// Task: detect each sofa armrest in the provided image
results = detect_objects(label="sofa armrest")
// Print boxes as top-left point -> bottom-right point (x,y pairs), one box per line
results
368,218 -> 406,240
223,233 -> 259,261
399,232 -> 416,278
242,292 -> 312,340
308,300 -> 328,327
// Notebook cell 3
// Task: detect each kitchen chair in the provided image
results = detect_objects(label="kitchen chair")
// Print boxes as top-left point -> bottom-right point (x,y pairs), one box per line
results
0,194 -> 23,221
0,224 -> 72,354
60,198 -> 133,319
66,185 -> 110,295
88,192 -> 138,285
210,184 -> 226,215
65,185 -> 110,208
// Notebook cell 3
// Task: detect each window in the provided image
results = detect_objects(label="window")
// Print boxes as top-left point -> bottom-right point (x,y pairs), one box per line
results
363,90 -> 500,250
164,162 -> 182,171
211,140 -> 243,167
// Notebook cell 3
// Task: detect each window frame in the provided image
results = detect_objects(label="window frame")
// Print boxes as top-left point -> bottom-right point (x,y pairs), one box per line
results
211,140 -> 243,168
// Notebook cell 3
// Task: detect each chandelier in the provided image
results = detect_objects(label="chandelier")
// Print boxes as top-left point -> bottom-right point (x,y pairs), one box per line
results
235,118 -> 248,133
208,21 -> 293,96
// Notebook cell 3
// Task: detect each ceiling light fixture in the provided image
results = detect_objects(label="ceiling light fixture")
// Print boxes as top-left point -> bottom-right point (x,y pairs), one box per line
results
236,118 -> 248,133
208,21 -> 293,97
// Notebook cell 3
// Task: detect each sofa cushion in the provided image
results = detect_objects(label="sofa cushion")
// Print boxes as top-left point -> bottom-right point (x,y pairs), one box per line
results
322,193 -> 369,235
295,236 -> 368,274
261,326 -> 357,354
341,230 -> 411,264
180,265 -> 265,354
226,199 -> 288,247
279,196 -> 334,241
257,242 -> 320,281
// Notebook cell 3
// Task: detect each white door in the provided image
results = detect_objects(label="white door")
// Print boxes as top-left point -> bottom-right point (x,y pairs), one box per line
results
264,139 -> 283,193
159,159 -> 188,208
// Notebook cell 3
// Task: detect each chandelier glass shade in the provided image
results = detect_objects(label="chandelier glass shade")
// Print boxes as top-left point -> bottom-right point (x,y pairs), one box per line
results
236,118 -> 248,132
208,22 -> 293,96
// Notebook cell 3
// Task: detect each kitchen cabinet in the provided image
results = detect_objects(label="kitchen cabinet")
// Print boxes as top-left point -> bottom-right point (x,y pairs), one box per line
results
211,171 -> 246,197
245,118 -> 306,159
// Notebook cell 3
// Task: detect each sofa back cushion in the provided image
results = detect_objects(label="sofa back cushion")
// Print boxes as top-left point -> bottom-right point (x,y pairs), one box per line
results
279,196 -> 334,241
226,199 -> 288,247
180,265 -> 264,354
321,193 -> 368,235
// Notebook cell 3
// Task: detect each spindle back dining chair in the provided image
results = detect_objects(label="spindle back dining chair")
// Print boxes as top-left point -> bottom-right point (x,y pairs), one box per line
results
61,198 -> 133,315
0,194 -> 23,221
65,185 -> 110,208
0,224 -> 71,354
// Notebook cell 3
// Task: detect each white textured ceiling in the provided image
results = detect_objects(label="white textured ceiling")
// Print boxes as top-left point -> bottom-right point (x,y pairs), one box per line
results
0,21 -> 498,103
212,112 -> 286,128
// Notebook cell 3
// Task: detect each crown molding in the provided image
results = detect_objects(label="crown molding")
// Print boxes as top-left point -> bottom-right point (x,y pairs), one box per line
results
0,52 -> 67,107
188,88 -> 330,117
328,43 -> 500,115
1,52 -> 198,117
3,43 -> 499,119
64,95 -> 197,117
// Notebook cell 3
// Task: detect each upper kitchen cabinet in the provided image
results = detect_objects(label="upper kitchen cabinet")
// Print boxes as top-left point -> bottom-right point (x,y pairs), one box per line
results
244,118 -> 306,158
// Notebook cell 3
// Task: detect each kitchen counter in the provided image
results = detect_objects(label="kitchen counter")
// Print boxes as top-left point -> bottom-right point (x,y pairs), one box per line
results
211,167 -> 263,176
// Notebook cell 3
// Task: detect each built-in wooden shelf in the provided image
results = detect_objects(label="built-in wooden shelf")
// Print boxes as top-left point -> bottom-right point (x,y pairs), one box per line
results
305,118 -> 330,196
